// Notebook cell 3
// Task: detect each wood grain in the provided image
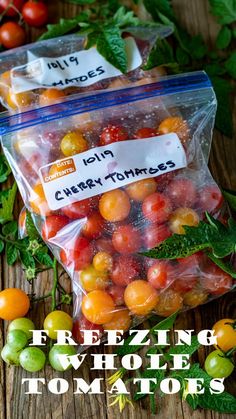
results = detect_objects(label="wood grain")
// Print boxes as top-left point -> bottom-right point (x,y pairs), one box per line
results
1,0 -> 236,418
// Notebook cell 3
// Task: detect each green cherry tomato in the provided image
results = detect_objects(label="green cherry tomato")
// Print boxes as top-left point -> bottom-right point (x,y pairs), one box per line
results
7,330 -> 28,350
43,310 -> 73,340
8,317 -> 35,340
49,345 -> 77,371
19,347 -> 46,372
1,344 -> 21,365
204,349 -> 234,378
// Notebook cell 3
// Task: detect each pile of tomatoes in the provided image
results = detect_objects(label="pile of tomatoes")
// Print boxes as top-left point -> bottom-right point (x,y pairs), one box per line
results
0,0 -> 48,49
11,105 -> 232,342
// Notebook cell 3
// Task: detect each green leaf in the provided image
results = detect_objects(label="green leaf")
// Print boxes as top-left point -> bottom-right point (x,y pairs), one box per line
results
150,311 -> 179,334
198,388 -> 236,413
144,38 -> 178,71
209,0 -> 236,24
0,155 -> 11,183
223,189 -> 236,211
176,47 -> 190,65
6,242 -> 18,265
204,63 -> 226,76
225,51 -> 236,79
210,76 -> 233,138
38,13 -> 90,41
0,240 -> 4,253
188,35 -> 207,59
144,0 -> 175,22
66,0 -> 95,4
35,250 -> 53,267
20,250 -> 36,269
216,26 -> 232,49
2,220 -> 17,237
206,252 -> 236,278
0,182 -> 17,224
96,25 -> 127,73
166,335 -> 200,360
186,394 -> 199,410
113,6 -> 140,27
25,210 -> 40,241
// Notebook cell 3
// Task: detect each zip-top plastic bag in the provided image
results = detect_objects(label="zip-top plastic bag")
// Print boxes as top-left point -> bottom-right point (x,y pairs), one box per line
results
0,27 -> 171,113
1,71 -> 233,347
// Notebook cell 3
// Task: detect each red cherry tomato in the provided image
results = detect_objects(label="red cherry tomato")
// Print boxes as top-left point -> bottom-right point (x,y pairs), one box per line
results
143,223 -> 171,249
199,185 -> 223,214
107,285 -> 125,306
72,316 -> 103,344
95,237 -> 115,255
167,178 -> 197,208
22,1 -> 48,27
42,215 -> 68,241
60,236 -> 93,271
201,264 -> 232,295
147,261 -> 173,289
142,192 -> 172,223
111,255 -> 140,286
62,198 -> 93,219
112,225 -> 141,254
99,125 -> 128,146
172,276 -> 198,293
0,0 -> 24,16
0,22 -> 26,49
82,212 -> 104,239
177,253 -> 203,270
134,127 -> 157,139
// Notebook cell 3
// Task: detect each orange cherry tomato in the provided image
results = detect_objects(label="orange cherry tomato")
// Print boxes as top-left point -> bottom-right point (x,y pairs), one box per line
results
155,289 -> 183,317
29,183 -> 51,216
183,288 -> 208,307
80,265 -> 109,292
0,288 -> 30,320
125,178 -> 157,202
60,131 -> 88,157
93,252 -> 113,272
124,280 -> 159,316
99,189 -> 131,222
39,88 -> 65,107
103,308 -> 131,331
169,207 -> 199,234
213,319 -> 236,352
158,116 -> 189,143
81,290 -> 115,324
6,89 -> 33,110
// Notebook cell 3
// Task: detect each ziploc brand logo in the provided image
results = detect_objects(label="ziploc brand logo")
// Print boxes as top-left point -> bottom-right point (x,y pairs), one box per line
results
39,134 -> 187,211
41,158 -> 76,183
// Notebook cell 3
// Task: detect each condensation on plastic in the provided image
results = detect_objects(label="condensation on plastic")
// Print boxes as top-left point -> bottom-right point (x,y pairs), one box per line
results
1,71 -> 234,349
0,27 -> 171,113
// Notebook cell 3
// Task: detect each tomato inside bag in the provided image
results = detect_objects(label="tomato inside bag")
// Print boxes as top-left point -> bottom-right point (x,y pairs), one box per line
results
1,70 -> 232,347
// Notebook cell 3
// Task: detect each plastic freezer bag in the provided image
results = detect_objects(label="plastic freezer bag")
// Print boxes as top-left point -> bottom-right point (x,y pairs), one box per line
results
0,27 -> 171,112
1,71 -> 233,345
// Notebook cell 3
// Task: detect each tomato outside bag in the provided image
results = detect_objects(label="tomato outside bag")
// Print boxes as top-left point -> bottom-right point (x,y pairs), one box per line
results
1,70 -> 234,350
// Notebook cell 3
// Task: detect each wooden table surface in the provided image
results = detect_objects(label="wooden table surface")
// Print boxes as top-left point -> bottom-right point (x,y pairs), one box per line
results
1,1 -> 236,418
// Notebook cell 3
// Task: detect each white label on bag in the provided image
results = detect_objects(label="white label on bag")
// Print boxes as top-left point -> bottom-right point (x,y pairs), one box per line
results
39,134 -> 187,211
10,38 -> 142,94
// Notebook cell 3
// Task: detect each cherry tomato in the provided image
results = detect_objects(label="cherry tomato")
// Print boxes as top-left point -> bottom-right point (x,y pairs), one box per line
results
156,171 -> 176,192
147,261 -> 173,290
60,236 -> 93,271
81,290 -> 115,324
0,22 -> 26,49
204,350 -> 234,378
111,255 -> 140,286
199,185 -> 223,214
39,88 -> 65,107
42,215 -> 68,241
60,131 -> 88,156
177,253 -> 203,270
0,288 -> 30,320
169,207 -> 199,234
142,192 -> 172,223
183,288 -> 208,307
80,265 -> 109,292
124,280 -> 159,316
112,225 -> 141,254
167,178 -> 197,208
29,183 -> 51,216
72,316 -> 103,344
125,178 -> 157,202
143,223 -> 171,249
6,90 -> 33,110
0,0 -> 24,16
43,310 -> 73,340
62,198 -> 93,219
99,125 -> 128,146
172,276 -> 198,293
22,1 -> 48,27
158,116 -> 189,143
93,251 -> 113,272
201,264 -> 232,295
82,212 -> 104,239
99,189 -> 131,222
134,127 -> 157,139
103,308 -> 131,331
107,285 -> 125,306
155,289 -> 183,317
213,319 -> 236,352
95,237 -> 115,255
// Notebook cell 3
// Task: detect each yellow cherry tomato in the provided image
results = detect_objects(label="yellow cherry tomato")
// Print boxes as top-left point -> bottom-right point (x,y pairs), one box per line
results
60,131 -> 88,156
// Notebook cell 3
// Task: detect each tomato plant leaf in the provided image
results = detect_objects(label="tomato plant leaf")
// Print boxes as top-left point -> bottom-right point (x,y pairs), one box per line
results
2,220 -> 17,237
25,210 -> 40,241
144,38 -> 178,71
20,250 -> 36,269
209,0 -> 236,24
166,335 -> 200,360
34,250 -> 54,267
38,12 -> 90,40
6,242 -> 18,265
223,188 -> 236,211
216,26 -> 232,49
0,155 -> 11,184
0,182 -> 17,225
144,0 -> 175,22
96,25 -> 127,73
